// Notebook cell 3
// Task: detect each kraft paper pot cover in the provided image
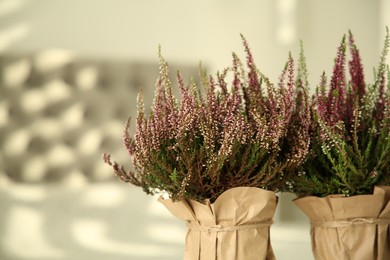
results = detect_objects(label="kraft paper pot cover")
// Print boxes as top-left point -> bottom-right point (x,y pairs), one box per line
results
159,186 -> 278,260
294,186 -> 390,260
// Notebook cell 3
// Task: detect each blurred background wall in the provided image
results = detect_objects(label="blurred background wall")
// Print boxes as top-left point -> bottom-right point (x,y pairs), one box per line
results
1,0 -> 387,82
1,0 -> 388,181
0,0 -> 389,259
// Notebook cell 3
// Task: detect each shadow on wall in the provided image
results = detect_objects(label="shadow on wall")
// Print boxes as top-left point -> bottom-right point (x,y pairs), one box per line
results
0,49 -> 199,183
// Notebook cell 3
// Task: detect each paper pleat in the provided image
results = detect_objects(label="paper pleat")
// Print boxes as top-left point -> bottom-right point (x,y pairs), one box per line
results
294,186 -> 390,260
159,187 -> 277,260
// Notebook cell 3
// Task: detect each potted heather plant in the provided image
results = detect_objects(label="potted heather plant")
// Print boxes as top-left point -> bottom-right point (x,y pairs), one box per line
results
293,28 -> 390,260
104,36 -> 310,260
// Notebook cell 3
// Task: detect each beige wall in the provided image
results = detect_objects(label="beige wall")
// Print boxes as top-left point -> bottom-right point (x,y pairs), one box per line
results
298,0 -> 381,84
0,0 -> 385,85
381,0 -> 390,62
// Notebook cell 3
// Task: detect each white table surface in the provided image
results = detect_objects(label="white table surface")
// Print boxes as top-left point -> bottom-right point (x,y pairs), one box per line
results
0,175 -> 313,260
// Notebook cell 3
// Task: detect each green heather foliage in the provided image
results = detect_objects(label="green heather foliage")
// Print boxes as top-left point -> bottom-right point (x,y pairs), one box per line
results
104,36 -> 311,203
293,28 -> 390,197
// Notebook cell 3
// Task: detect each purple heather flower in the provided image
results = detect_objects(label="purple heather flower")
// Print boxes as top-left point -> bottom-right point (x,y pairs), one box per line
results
326,35 -> 347,127
345,31 -> 366,132
104,36 -> 312,201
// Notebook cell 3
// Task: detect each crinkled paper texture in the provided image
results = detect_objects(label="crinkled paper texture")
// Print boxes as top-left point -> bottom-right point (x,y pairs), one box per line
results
294,186 -> 390,260
158,187 -> 277,260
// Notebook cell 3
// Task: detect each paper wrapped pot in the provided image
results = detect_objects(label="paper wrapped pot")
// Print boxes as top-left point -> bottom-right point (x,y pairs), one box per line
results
159,187 -> 277,260
294,186 -> 390,260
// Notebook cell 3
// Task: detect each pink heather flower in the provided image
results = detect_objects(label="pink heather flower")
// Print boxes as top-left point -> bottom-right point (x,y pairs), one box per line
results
241,34 -> 262,97
315,72 -> 329,141
133,92 -> 149,162
176,72 -> 200,141
348,31 -> 365,103
294,29 -> 390,198
165,83 -> 178,139
345,31 -> 366,132
326,35 -> 347,126
123,118 -> 135,156
372,27 -> 390,128
373,64 -> 387,123
217,68 -> 229,96
104,37 -> 312,201
200,75 -> 220,155
284,53 -> 295,126
154,52 -> 178,140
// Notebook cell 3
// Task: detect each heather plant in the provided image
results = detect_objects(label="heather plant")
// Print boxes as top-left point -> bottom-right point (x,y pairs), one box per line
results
293,28 -> 390,197
104,36 -> 310,203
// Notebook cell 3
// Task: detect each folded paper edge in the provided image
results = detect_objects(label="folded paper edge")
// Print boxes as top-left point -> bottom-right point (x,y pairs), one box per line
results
293,186 -> 390,221
158,187 -> 278,223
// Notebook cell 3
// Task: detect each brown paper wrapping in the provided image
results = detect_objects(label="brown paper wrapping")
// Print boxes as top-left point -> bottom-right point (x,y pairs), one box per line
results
158,187 -> 277,260
294,186 -> 390,260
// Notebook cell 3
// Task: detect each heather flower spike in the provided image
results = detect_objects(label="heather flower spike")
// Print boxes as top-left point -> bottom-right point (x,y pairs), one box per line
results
104,36 -> 311,202
297,41 -> 309,90
327,34 -> 347,127
373,27 -> 390,124
294,28 -> 390,197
